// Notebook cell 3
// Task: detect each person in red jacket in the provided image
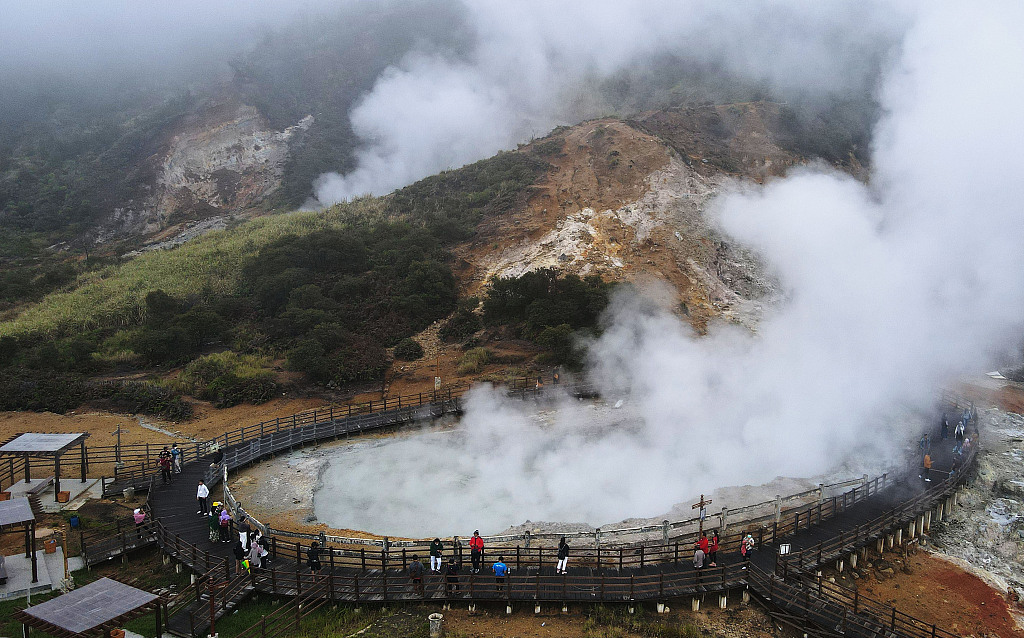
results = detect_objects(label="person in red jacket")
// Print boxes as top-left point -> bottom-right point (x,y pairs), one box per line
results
469,530 -> 484,574
708,530 -> 720,567
698,531 -> 710,557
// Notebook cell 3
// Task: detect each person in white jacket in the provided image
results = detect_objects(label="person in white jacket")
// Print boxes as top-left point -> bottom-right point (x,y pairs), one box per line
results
197,480 -> 210,515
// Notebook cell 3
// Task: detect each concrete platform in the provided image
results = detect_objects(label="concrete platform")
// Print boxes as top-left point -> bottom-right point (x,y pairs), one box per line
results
0,548 -> 85,600
5,477 -> 101,512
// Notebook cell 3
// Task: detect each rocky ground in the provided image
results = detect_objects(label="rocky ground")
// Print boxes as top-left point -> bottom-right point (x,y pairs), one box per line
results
929,400 -> 1024,607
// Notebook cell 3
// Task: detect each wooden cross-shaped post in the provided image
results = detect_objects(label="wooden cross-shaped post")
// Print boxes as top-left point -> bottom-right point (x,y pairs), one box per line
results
692,494 -> 713,538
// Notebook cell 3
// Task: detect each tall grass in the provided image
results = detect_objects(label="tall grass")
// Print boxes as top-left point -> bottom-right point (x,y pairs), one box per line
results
0,198 -> 385,338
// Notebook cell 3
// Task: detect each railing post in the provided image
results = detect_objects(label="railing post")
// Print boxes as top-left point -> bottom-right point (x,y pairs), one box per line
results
296,542 -> 302,596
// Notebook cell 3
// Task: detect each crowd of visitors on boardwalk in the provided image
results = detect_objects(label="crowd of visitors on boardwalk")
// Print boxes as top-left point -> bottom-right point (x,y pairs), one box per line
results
921,404 -> 977,482
140,399 -> 976,594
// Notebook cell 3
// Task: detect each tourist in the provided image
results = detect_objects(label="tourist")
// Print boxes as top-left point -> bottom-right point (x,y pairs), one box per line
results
208,504 -> 221,543
159,447 -> 172,484
922,453 -> 933,482
247,540 -> 262,570
430,537 -> 443,573
445,557 -> 460,594
171,443 -> 182,474
940,413 -> 949,440
306,541 -> 322,573
237,516 -> 251,550
133,508 -> 146,539
409,554 -> 425,595
233,540 -> 246,574
210,446 -> 224,471
556,537 -> 570,574
470,530 -> 484,574
693,542 -> 705,582
218,507 -> 232,543
741,533 -> 755,567
256,533 -> 270,566
709,530 -> 720,567
493,556 -> 508,592
196,480 -> 209,515
699,531 -> 710,557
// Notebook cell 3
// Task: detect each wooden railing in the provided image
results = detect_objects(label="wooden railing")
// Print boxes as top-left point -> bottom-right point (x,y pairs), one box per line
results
795,572 -> 959,638
233,578 -> 332,638
245,561 -> 750,603
230,471 -> 890,563
98,387 -> 464,496
231,473 -> 887,576
776,451 -> 972,578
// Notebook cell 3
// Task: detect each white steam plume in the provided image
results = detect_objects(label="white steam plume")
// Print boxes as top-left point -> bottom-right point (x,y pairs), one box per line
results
313,0 -> 907,203
315,1 -> 1024,536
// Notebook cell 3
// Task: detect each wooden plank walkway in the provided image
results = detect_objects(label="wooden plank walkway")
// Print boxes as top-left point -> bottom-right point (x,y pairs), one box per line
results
142,398 -> 974,638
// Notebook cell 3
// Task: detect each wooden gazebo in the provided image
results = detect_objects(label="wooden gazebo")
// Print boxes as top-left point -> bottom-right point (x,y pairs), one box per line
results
15,576 -> 163,637
0,433 -> 89,502
0,496 -> 40,582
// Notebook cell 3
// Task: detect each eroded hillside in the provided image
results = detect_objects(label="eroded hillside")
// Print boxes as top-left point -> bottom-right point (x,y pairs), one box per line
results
454,102 -> 802,334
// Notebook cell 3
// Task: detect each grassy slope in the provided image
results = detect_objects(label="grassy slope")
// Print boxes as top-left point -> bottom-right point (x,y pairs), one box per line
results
0,198 -> 385,338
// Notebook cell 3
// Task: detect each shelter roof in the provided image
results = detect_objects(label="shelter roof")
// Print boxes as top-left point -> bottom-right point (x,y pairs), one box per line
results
0,497 -> 34,528
16,577 -> 159,636
0,432 -> 88,455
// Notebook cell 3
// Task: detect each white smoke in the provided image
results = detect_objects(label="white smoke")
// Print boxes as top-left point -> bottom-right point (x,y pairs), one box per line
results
314,1 -> 1024,535
313,0 -> 907,203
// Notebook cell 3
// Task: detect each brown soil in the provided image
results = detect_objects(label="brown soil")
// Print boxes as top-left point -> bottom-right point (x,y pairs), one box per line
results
0,397 -> 327,450
632,102 -> 807,182
440,601 -> 776,638
824,548 -> 1024,637
452,119 -> 673,300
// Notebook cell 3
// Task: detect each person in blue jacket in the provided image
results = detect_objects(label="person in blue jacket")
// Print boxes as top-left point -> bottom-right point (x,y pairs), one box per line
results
493,556 -> 508,592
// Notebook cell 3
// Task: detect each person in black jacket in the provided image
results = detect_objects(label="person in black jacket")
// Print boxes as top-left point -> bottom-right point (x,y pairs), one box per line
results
445,558 -> 460,594
556,537 -> 570,574
232,540 -> 246,574
306,541 -> 322,573
429,538 -> 443,573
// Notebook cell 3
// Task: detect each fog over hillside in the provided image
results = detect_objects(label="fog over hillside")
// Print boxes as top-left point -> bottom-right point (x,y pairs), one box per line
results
4,1 -> 1023,530
314,0 -> 1024,530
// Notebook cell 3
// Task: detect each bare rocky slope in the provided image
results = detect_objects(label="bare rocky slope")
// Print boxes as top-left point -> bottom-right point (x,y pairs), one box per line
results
454,102 -> 811,334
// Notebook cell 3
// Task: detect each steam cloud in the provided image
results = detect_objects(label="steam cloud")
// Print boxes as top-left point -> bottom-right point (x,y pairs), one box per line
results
316,1 -> 1024,535
313,0 -> 906,203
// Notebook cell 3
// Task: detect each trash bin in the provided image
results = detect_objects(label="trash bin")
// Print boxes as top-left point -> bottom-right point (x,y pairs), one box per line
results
44,538 -> 58,554
57,490 -> 71,503
428,613 -> 443,638
123,487 -> 135,501
69,515 -> 81,529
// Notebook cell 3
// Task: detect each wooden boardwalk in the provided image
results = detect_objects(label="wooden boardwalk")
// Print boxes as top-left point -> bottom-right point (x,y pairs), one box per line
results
138,397 -> 974,638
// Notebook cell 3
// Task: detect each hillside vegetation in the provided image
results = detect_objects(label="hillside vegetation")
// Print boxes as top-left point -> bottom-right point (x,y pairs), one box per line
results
0,151 -> 549,415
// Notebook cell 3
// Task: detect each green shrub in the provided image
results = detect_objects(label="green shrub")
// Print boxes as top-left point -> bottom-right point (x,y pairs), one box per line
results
393,338 -> 424,361
97,381 -> 193,421
439,299 -> 482,343
457,347 -> 491,375
179,352 -> 277,408
0,369 -> 88,414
